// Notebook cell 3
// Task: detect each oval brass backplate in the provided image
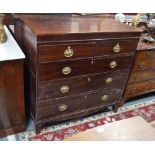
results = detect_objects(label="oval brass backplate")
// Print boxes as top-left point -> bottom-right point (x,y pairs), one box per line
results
105,77 -> 113,84
64,46 -> 74,58
138,62 -> 145,69
58,104 -> 67,112
134,74 -> 138,80
62,66 -> 72,75
60,85 -> 69,93
101,95 -> 109,102
113,43 -> 121,53
110,61 -> 117,69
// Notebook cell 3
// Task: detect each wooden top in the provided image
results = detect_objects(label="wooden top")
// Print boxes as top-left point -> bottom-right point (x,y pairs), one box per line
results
64,116 -> 155,141
15,15 -> 142,36
0,26 -> 25,62
137,34 -> 155,50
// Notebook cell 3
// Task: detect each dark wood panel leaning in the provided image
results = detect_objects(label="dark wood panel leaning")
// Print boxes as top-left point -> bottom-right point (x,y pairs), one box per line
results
0,60 -> 25,137
13,14 -> 141,133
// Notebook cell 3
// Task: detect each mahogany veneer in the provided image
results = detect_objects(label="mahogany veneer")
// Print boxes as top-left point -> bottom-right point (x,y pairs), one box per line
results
0,26 -> 25,138
38,55 -> 133,81
0,60 -> 25,138
124,34 -> 155,99
38,70 -> 128,101
13,15 -> 141,133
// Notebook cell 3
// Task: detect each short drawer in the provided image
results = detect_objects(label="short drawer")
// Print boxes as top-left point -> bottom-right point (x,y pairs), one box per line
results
39,42 -> 95,62
38,55 -> 133,81
37,88 -> 122,120
128,69 -> 155,84
38,59 -> 91,81
93,55 -> 133,74
124,79 -> 155,99
37,70 -> 128,101
96,39 -> 138,56
132,56 -> 155,71
135,50 -> 155,61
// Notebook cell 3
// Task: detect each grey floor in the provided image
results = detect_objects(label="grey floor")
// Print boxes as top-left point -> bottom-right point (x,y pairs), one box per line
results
1,94 -> 155,141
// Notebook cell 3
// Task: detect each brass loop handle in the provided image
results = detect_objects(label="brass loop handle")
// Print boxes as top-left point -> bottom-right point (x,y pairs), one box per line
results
101,95 -> 109,102
60,85 -> 69,93
138,62 -> 145,69
105,77 -> 113,84
58,104 -> 67,112
110,61 -> 117,69
134,74 -> 138,80
64,46 -> 74,58
113,43 -> 121,53
62,66 -> 72,75
146,51 -> 153,57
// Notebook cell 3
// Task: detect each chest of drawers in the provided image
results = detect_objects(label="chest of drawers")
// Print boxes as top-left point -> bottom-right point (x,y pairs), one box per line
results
124,35 -> 155,99
14,15 -> 141,133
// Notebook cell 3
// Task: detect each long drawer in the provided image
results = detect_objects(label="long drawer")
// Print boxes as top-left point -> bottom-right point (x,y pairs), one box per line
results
124,78 -> 155,98
135,50 -> 155,61
37,88 -> 122,120
38,55 -> 132,81
128,69 -> 155,84
37,70 -> 128,101
132,55 -> 155,71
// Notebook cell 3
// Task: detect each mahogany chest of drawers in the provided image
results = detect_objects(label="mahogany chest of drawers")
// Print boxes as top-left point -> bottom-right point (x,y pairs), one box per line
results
13,15 -> 141,132
124,35 -> 155,99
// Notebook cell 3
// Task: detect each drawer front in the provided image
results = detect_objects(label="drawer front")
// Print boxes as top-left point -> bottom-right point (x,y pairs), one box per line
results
38,55 -> 133,81
38,59 -> 92,81
37,88 -> 122,120
128,69 -> 155,84
132,56 -> 155,71
92,70 -> 128,90
135,50 -> 155,61
124,79 -> 155,98
96,39 -> 138,56
93,55 -> 133,73
37,70 -> 129,101
39,42 -> 95,62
